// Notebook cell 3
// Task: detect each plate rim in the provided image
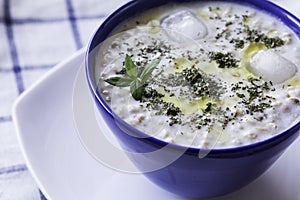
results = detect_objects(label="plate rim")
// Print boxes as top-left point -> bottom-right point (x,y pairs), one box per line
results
12,48 -> 86,200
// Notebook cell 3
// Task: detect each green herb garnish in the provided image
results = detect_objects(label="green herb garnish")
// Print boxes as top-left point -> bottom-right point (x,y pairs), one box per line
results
231,77 -> 275,118
208,52 -> 239,68
230,38 -> 245,49
244,25 -> 285,48
166,104 -> 181,116
104,54 -> 160,100
182,66 -> 223,98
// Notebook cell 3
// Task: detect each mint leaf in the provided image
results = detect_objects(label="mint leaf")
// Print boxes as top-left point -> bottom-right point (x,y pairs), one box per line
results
104,76 -> 133,87
104,55 -> 159,101
140,59 -> 160,83
130,79 -> 144,100
125,54 -> 137,78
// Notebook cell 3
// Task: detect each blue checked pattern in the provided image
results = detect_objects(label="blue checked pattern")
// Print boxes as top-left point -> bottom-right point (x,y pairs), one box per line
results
0,0 -> 128,199
0,0 -> 299,199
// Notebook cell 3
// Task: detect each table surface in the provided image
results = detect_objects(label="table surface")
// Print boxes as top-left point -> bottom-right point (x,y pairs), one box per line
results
0,0 -> 299,199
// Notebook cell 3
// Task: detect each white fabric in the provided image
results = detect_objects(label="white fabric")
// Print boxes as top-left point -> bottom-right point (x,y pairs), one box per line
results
0,0 -> 128,199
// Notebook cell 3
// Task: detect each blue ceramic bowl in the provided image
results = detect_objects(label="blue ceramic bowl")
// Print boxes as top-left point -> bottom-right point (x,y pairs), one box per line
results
86,0 -> 300,198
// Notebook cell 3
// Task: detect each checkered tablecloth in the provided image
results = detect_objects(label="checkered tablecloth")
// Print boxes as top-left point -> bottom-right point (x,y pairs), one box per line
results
0,0 -> 299,199
0,0 -> 129,199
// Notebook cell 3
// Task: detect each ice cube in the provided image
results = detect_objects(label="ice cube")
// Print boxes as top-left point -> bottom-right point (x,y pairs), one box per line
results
249,50 -> 297,84
161,10 -> 208,43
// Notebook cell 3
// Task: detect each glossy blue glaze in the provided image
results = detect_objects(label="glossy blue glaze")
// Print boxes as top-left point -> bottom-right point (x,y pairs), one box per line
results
86,0 -> 300,198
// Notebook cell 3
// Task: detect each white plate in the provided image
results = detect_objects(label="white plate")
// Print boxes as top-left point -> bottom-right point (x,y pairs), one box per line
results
12,48 -> 300,200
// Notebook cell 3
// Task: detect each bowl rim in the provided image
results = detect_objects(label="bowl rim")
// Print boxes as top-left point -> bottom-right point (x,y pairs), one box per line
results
85,0 -> 300,158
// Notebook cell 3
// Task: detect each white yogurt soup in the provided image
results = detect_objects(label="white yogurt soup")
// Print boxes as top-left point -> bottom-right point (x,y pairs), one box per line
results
95,1 -> 300,149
